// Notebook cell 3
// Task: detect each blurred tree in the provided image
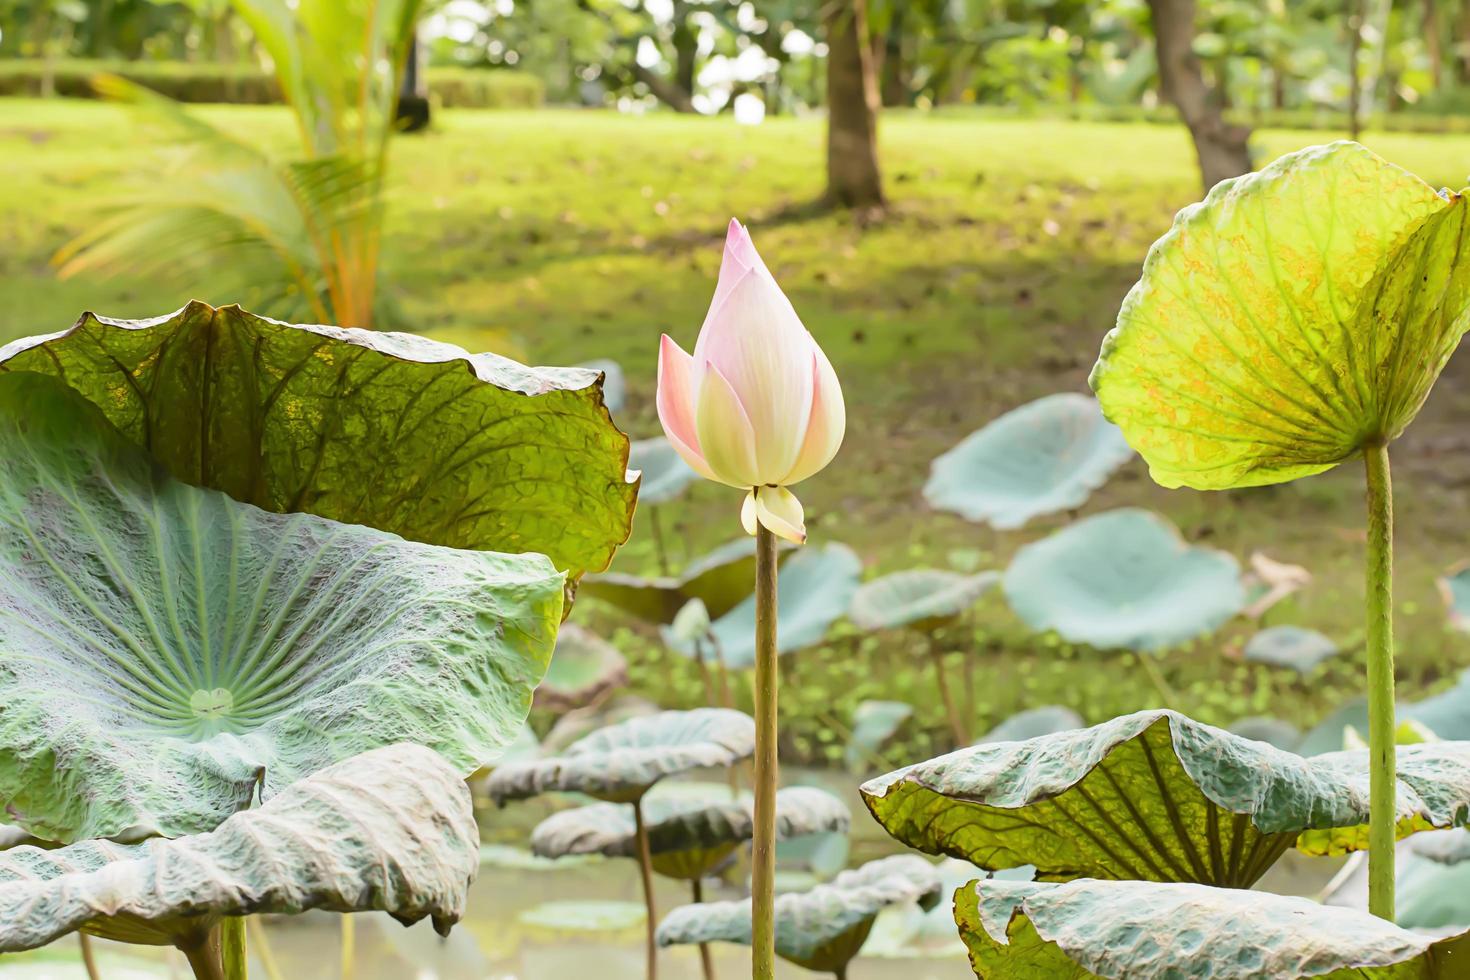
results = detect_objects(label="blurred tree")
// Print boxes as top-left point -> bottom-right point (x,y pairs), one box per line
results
825,0 -> 885,209
1146,0 -> 1251,191
57,0 -> 422,329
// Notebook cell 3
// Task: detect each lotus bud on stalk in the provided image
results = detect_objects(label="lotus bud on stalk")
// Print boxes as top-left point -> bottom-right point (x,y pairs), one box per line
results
655,218 -> 845,979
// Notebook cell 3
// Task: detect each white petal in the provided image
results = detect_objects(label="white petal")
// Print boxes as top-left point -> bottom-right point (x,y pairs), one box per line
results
755,486 -> 806,544
741,488 -> 758,537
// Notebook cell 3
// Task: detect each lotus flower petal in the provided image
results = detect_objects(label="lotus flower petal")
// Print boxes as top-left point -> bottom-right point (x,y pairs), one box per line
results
656,335 -> 718,482
783,346 -> 846,486
755,486 -> 806,544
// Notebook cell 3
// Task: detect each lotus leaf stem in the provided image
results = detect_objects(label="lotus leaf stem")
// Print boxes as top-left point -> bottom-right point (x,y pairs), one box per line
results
1364,443 -> 1396,920
339,913 -> 355,980
691,878 -> 717,980
650,507 -> 671,575
221,918 -> 246,980
79,933 -> 101,980
633,798 -> 659,980
927,639 -> 968,746
751,524 -> 779,979
1137,652 -> 1177,706
249,919 -> 286,980
180,928 -> 225,980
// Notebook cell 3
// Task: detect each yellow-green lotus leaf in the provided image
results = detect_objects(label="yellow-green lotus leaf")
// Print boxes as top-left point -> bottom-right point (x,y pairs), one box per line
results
1091,141 -> 1470,490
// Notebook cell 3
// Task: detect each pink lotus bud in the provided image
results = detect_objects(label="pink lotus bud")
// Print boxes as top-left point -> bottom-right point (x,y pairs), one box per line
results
656,219 -> 845,544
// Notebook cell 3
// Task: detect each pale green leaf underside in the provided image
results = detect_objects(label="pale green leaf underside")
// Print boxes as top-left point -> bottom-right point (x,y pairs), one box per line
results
849,570 -> 1000,632
0,373 -> 562,842
0,744 -> 478,951
532,785 -> 849,871
1325,831 -> 1470,932
534,623 -> 628,712
847,700 -> 914,771
860,709 -> 1470,888
1003,508 -> 1243,651
580,537 -> 792,624
660,543 -> 862,669
1091,141 -> 1470,491
924,393 -> 1133,529
488,708 -> 756,805
656,855 -> 942,973
957,878 -> 1470,979
0,302 -> 636,578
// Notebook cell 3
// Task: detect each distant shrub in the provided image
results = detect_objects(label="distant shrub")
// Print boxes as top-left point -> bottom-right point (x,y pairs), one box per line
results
0,59 -> 544,109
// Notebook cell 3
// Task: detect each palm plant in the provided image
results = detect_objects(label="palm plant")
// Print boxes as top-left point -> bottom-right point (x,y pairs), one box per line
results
55,0 -> 421,329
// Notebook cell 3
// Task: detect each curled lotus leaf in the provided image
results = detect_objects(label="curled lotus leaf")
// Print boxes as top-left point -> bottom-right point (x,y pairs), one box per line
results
629,437 -> 700,506
487,708 -> 756,805
1090,141 -> 1470,491
0,373 -> 561,842
849,570 -> 1000,632
860,709 -> 1470,888
661,543 -> 862,669
580,538 -> 793,624
976,706 -> 1084,745
1002,508 -> 1243,651
956,877 -> 1470,979
0,303 -> 636,579
534,623 -> 628,713
923,393 -> 1133,529
655,855 -> 943,974
0,744 -> 478,953
1240,552 -> 1311,619
531,785 -> 849,880
1242,625 -> 1340,673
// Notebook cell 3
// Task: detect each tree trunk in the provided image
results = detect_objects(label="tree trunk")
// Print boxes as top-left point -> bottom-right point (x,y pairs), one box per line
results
825,0 -> 885,209
1425,0 -> 1445,90
878,8 -> 909,106
1348,0 -> 1364,140
631,62 -> 698,113
672,1 -> 698,98
1458,0 -> 1470,83
1146,0 -> 1252,193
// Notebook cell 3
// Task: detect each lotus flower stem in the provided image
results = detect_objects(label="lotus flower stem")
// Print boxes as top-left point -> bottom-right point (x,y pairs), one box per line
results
1364,443 -> 1396,920
926,639 -> 968,746
79,933 -> 101,980
180,928 -> 225,980
221,918 -> 247,980
751,524 -> 780,979
633,798 -> 660,980
691,878 -> 717,980
1137,653 -> 1177,706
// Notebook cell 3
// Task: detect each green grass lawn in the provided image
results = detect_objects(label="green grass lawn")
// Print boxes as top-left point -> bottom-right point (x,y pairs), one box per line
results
6,98 -> 1470,765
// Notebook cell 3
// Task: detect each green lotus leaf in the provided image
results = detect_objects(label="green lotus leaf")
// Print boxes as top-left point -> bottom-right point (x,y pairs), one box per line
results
580,538 -> 792,624
1243,625 -> 1340,673
531,785 -> 849,880
629,437 -> 699,506
0,744 -> 478,953
775,825 -> 852,881
661,543 -> 862,669
1300,700 -> 1370,756
1227,716 -> 1302,752
860,709 -> 1470,888
923,394 -> 1133,529
1402,670 -> 1470,742
0,303 -> 636,579
1090,141 -> 1470,491
846,700 -> 914,772
1002,508 -> 1244,651
541,694 -> 659,754
478,843 -> 602,871
488,708 -> 756,805
956,877 -> 1470,979
655,855 -> 943,974
849,570 -> 1000,632
0,372 -> 561,842
976,706 -> 1084,745
534,623 -> 628,713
